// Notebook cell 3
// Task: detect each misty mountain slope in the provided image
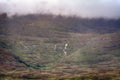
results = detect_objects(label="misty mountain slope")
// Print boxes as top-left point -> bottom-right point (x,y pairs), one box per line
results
7,15 -> 70,38
1,0 -> 120,79
64,32 -> 120,67
0,14 -> 120,69
5,14 -> 120,37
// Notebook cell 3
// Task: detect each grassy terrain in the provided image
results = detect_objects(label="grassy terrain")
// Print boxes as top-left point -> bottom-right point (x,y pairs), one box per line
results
0,14 -> 120,79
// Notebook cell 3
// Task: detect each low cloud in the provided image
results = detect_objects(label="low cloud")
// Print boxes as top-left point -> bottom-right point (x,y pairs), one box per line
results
0,0 -> 120,18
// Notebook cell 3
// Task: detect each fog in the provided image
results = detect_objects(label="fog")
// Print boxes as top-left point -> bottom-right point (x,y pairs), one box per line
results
0,0 -> 120,18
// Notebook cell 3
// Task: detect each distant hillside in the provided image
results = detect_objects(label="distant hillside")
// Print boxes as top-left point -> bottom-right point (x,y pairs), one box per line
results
0,13 -> 120,79
0,13 -> 120,37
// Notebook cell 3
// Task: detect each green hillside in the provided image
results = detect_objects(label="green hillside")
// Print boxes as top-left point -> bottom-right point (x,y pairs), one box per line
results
0,13 -> 120,79
64,32 -> 120,67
